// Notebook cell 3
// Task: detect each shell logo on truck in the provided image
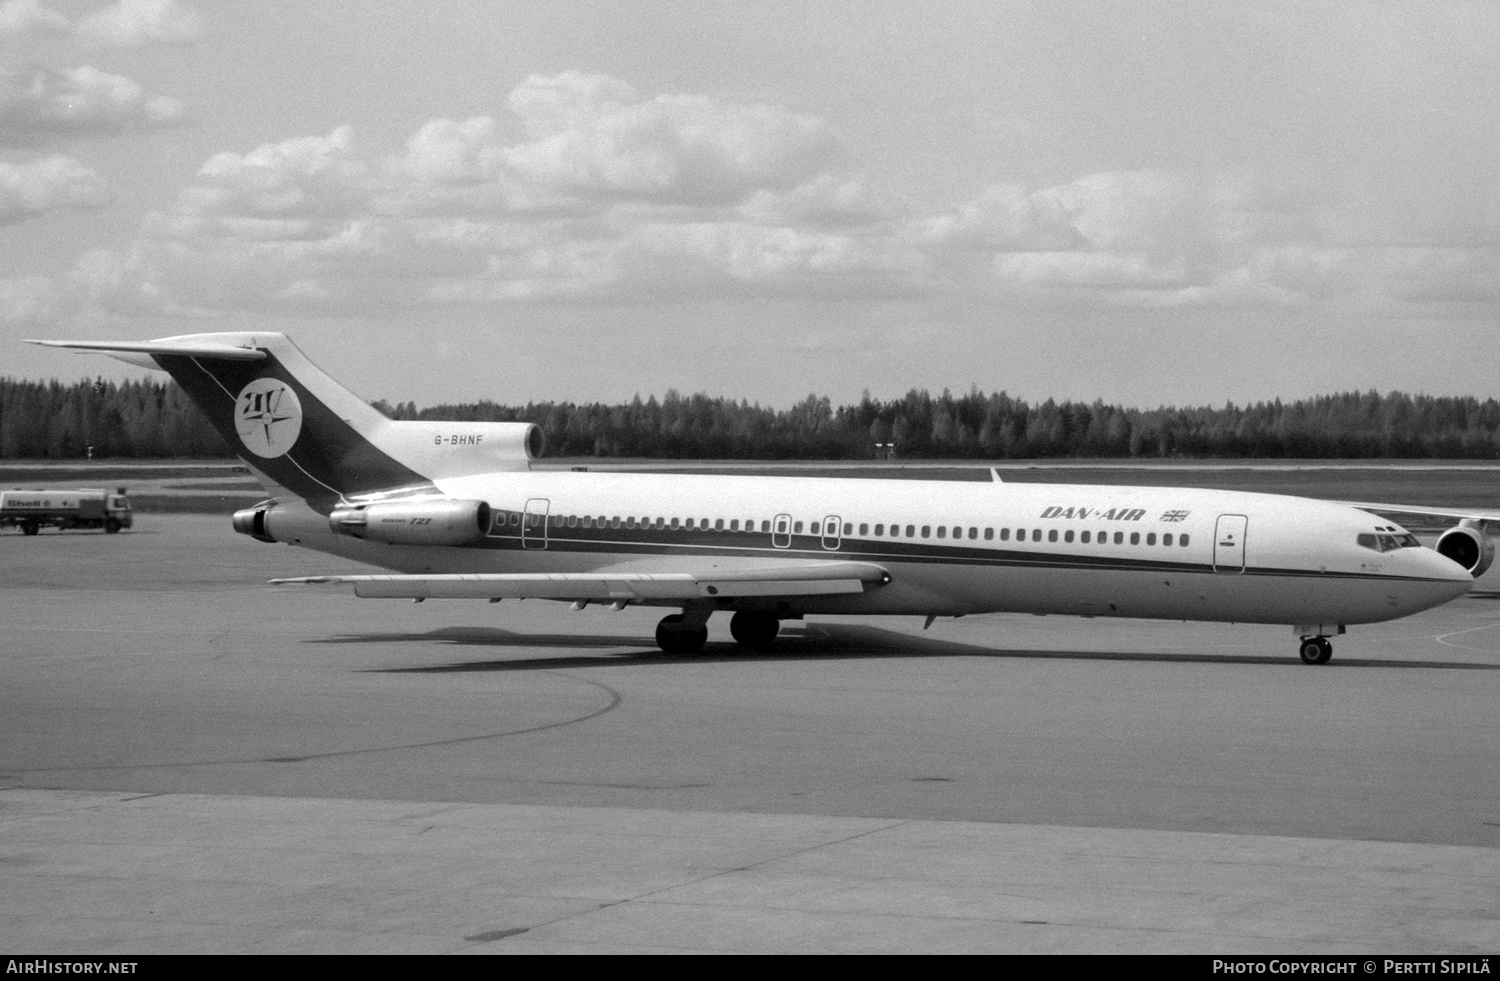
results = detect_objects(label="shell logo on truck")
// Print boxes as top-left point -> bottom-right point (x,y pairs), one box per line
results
0,487 -> 132,535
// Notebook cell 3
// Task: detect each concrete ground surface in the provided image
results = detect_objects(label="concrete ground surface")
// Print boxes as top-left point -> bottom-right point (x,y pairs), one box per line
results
3,514 -> 1499,954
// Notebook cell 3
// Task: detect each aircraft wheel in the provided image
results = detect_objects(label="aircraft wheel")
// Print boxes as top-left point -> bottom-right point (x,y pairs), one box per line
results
104,518 -> 121,534
655,614 -> 708,655
21,521 -> 39,536
729,611 -> 779,649
1299,638 -> 1332,665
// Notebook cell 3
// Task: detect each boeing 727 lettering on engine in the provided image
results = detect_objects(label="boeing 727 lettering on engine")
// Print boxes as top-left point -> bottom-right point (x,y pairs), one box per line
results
30,332 -> 1498,663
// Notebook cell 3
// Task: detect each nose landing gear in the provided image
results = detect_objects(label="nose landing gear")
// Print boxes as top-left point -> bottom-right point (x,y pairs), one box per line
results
1294,624 -> 1343,665
1298,636 -> 1333,665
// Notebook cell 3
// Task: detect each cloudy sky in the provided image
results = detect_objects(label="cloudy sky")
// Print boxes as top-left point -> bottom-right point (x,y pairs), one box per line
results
2,0 -> 1497,410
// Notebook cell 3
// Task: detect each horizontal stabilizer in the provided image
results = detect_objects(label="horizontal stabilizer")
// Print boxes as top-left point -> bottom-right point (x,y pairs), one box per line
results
28,339 -> 267,361
273,561 -> 891,602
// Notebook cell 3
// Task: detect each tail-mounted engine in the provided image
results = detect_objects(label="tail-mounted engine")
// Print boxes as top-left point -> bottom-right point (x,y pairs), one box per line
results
232,502 -> 277,543
328,498 -> 491,547
383,421 -> 543,479
1435,519 -> 1495,578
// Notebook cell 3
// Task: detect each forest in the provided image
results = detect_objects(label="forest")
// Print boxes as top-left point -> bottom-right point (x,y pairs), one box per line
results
4,375 -> 1500,460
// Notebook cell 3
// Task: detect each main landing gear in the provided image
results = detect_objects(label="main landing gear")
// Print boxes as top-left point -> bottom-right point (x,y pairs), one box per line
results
653,610 -> 782,654
1298,636 -> 1333,665
655,614 -> 708,654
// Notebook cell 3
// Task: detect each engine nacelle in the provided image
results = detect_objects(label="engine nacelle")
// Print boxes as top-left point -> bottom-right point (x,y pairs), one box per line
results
232,503 -> 277,543
1435,520 -> 1495,578
329,498 -> 491,547
232,499 -> 332,546
382,420 -> 543,479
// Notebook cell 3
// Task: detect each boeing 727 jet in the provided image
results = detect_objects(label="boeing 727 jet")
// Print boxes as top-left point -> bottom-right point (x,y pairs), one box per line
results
31,332 -> 1496,663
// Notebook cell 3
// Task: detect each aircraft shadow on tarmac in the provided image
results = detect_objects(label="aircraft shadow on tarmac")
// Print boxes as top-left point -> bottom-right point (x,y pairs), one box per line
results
318,623 -> 1500,674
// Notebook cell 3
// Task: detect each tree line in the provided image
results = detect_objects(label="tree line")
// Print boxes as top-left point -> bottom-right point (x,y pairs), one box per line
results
4,376 -> 1500,460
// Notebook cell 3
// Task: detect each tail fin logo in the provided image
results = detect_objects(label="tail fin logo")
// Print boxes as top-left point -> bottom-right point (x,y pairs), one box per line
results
235,378 -> 303,458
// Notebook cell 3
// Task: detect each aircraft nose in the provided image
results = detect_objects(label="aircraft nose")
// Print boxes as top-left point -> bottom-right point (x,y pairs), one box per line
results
1418,547 -> 1476,600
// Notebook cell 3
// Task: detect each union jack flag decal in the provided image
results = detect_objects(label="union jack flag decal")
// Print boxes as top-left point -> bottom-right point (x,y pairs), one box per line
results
1159,510 -> 1190,522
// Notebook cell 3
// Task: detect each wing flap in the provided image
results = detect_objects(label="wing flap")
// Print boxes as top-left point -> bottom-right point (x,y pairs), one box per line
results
273,561 -> 891,602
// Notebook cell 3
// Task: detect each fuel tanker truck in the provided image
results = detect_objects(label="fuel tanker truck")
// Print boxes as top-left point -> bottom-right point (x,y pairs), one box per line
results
0,488 -> 132,535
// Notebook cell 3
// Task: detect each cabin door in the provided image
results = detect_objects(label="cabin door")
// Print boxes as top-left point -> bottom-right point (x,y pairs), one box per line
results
523,498 -> 550,550
822,514 -> 843,550
1213,514 -> 1247,572
772,513 -> 792,548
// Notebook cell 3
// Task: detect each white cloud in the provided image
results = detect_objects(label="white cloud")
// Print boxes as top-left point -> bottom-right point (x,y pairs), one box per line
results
76,0 -> 202,48
0,65 -> 187,144
502,71 -> 842,205
52,72 -> 1500,324
0,274 -> 60,325
0,155 -> 109,224
0,0 -> 67,36
151,126 -> 370,242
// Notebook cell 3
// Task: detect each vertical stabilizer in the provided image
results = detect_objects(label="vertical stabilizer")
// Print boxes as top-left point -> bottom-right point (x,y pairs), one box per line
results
30,333 -> 429,501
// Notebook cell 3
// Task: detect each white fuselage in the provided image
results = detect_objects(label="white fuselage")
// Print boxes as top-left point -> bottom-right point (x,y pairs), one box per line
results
263,471 -> 1475,627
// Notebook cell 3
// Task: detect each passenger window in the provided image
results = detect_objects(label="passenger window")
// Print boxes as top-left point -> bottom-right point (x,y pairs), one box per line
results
1130,532 -> 1140,545
921,526 -> 931,538
1000,528 -> 1009,541
875,524 -> 884,536
1048,530 -> 1058,543
1081,531 -> 1091,544
859,523 -> 868,535
610,516 -> 620,528
794,521 -> 803,533
1064,530 -> 1074,543
1146,533 -> 1156,546
844,523 -> 853,535
937,526 -> 947,539
684,518 -> 694,530
1163,533 -> 1172,546
1114,532 -> 1123,544
655,517 -> 664,529
1180,534 -> 1190,546
906,525 -> 915,537
1016,528 -> 1024,541
760,520 -> 769,532
670,518 -> 680,530
968,527 -> 977,540
1032,529 -> 1041,542
984,528 -> 993,540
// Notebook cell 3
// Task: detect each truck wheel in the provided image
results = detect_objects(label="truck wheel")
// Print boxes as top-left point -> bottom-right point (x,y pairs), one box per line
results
21,521 -> 39,536
104,518 -> 121,534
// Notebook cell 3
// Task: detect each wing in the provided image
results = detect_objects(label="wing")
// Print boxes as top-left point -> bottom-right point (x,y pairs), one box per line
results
272,561 -> 891,602
1340,501 -> 1500,530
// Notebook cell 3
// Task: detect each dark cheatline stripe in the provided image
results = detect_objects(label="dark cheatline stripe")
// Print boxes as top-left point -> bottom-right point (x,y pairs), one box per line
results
463,529 -> 1452,584
155,351 -> 428,499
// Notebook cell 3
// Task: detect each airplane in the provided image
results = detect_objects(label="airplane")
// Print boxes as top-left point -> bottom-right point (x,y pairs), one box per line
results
29,331 -> 1498,664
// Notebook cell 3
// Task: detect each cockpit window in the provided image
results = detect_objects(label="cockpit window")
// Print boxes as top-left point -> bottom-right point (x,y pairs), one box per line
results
1357,532 -> 1421,553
